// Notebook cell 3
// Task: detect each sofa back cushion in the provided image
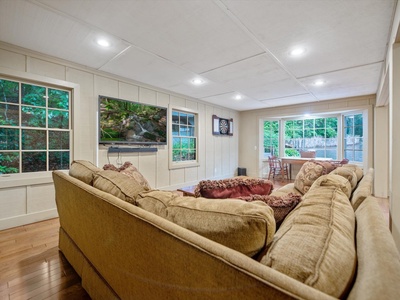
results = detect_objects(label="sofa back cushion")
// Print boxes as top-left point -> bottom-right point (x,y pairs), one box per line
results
166,196 -> 276,257
260,178 -> 356,298
69,160 -> 102,185
311,174 -> 352,198
93,170 -> 149,204
137,190 -> 276,257
330,167 -> 358,191
351,168 -> 374,210
341,164 -> 364,182
194,177 -> 273,198
294,161 -> 336,194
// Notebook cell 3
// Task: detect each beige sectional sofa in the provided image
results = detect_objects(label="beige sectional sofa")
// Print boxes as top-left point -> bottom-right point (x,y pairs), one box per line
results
52,160 -> 400,299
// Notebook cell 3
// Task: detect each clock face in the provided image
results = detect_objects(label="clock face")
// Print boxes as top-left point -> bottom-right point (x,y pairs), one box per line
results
219,118 -> 229,134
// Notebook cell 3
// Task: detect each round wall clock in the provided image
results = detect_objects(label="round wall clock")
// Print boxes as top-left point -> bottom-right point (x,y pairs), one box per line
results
219,118 -> 229,134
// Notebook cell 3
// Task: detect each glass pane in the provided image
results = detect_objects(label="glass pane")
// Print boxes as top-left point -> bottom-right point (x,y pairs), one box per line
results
49,131 -> 69,149
187,126 -> 195,137
22,129 -> 46,150
0,152 -> 19,174
345,150 -> 354,161
172,137 -> 180,149
326,117 -> 337,129
354,114 -> 363,126
345,116 -> 354,127
326,127 -> 337,138
181,149 -> 188,160
304,119 -> 314,129
285,120 -> 293,130
354,151 -> 363,162
21,83 -> 46,106
172,124 -> 179,136
315,129 -> 325,137
48,89 -> 69,110
188,114 -> 195,126
354,125 -> 363,137
179,125 -> 189,136
0,128 -> 19,150
294,120 -> 303,130
22,152 -> 46,172
172,150 -> 181,162
172,111 -> 179,124
188,150 -> 196,160
48,109 -> 69,129
344,137 -> 354,150
49,151 -> 70,170
21,106 -> 46,127
355,137 -> 363,150
0,79 -> 19,103
264,121 -> 271,131
180,113 -> 188,125
293,130 -> 303,138
326,149 -> 337,159
315,118 -> 325,128
181,138 -> 189,149
189,138 -> 196,149
0,103 -> 19,126
304,129 -> 315,138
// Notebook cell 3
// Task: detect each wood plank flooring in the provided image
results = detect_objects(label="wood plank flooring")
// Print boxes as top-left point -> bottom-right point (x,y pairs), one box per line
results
0,178 -> 389,299
0,218 -> 90,300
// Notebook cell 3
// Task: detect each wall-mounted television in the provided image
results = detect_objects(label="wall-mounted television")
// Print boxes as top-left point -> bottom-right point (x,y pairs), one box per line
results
98,95 -> 167,145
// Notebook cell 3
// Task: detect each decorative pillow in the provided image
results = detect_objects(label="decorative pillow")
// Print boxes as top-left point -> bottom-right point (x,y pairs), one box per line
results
136,190 -> 178,218
69,160 -> 102,185
260,183 -> 356,298
294,161 -> 337,194
103,162 -> 151,189
238,193 -> 302,226
166,196 -> 276,257
93,170 -> 149,204
194,177 -> 273,199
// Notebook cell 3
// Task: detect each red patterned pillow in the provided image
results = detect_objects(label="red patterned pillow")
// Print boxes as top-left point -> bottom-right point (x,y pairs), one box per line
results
194,177 -> 273,199
239,193 -> 302,226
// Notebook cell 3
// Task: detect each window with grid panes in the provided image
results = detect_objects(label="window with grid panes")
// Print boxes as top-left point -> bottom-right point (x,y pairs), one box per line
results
344,114 -> 363,162
171,110 -> 197,162
0,78 -> 70,174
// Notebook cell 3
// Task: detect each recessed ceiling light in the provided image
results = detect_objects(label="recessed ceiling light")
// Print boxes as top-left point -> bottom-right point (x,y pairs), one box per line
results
97,39 -> 110,47
234,94 -> 242,100
191,78 -> 204,85
313,80 -> 326,86
289,47 -> 306,56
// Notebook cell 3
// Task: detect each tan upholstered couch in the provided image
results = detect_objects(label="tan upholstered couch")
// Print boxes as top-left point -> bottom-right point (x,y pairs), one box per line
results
52,160 -> 400,299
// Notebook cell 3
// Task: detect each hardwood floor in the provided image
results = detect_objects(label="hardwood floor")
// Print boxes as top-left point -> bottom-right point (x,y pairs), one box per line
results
0,218 -> 90,300
0,178 -> 389,299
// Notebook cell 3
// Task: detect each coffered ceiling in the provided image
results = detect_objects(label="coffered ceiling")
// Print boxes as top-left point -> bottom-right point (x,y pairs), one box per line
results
0,0 -> 397,111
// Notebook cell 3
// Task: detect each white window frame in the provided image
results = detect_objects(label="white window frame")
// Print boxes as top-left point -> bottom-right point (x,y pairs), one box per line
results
168,105 -> 199,169
0,67 -> 78,186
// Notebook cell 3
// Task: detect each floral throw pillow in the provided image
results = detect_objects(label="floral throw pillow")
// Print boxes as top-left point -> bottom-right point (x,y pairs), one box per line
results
294,161 -> 337,194
103,162 -> 151,189
194,177 -> 273,199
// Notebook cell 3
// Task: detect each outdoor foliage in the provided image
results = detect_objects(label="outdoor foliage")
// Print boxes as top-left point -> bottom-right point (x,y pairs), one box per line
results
0,79 -> 70,174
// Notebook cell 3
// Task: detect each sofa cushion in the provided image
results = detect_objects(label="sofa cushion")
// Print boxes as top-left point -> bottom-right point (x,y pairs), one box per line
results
330,167 -> 358,191
271,183 -> 303,197
166,196 -> 276,257
294,161 -> 336,194
311,174 -> 352,198
194,177 -> 273,198
69,160 -> 102,185
93,170 -> 149,204
135,190 -> 178,218
341,164 -> 364,182
238,193 -> 302,226
351,168 -> 374,210
103,162 -> 151,189
260,181 -> 356,298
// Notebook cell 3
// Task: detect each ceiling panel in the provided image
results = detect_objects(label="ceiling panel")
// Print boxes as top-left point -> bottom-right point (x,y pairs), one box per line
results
299,63 -> 383,100
221,0 -> 395,78
202,53 -> 308,100
201,92 -> 266,111
37,0 -> 264,73
261,94 -> 317,108
0,0 -> 130,69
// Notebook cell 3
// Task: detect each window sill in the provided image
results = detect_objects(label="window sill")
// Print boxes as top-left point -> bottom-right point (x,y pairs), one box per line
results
0,170 -> 68,189
169,161 -> 200,170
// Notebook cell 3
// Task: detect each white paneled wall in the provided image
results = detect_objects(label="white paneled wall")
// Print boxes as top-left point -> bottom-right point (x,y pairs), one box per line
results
0,42 -> 239,229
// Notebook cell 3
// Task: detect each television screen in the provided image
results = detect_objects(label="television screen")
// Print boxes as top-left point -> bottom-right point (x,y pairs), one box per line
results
99,96 -> 167,145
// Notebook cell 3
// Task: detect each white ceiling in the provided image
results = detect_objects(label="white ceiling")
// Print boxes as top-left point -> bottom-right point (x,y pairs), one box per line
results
0,0 -> 397,111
